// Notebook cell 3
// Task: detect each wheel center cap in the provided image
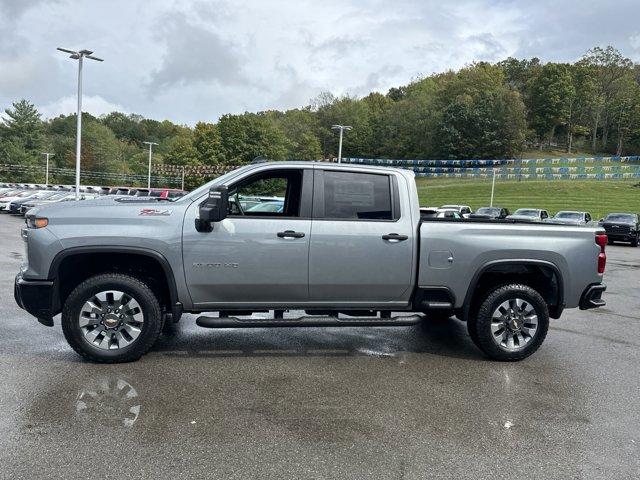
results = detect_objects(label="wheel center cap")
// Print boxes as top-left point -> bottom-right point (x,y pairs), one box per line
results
508,317 -> 522,331
103,314 -> 120,329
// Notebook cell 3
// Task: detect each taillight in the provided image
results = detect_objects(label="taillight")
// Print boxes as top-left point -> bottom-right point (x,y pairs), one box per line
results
595,234 -> 607,274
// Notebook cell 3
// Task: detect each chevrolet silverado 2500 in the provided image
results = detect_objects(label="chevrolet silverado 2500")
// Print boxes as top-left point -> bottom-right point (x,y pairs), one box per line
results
14,162 -> 608,363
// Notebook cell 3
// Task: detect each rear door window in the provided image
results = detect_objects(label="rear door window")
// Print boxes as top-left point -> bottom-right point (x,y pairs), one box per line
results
319,171 -> 393,220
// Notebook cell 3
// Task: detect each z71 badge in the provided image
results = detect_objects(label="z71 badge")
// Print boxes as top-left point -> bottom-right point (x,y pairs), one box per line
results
139,208 -> 172,216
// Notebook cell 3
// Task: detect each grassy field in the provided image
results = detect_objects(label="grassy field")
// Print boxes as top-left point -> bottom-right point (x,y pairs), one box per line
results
416,178 -> 639,219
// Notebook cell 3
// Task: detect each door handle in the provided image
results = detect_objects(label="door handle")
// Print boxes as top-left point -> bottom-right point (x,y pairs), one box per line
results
382,233 -> 408,241
277,230 -> 305,238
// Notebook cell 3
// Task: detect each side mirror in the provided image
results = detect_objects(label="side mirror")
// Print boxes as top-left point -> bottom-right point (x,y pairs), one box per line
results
195,186 -> 228,232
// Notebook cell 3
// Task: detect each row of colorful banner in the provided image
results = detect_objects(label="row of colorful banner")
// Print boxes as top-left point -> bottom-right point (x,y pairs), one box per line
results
414,172 -> 640,179
342,156 -> 640,167
408,165 -> 640,174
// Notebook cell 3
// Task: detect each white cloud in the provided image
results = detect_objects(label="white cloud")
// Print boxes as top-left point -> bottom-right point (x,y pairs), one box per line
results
0,0 -> 639,124
39,95 -> 127,120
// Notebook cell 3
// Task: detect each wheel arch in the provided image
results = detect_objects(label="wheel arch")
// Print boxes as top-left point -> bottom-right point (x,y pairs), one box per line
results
462,259 -> 564,321
49,246 -> 182,320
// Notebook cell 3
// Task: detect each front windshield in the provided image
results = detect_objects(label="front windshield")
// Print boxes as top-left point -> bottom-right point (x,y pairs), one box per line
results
605,213 -> 636,222
555,212 -> 581,219
178,164 -> 258,203
514,209 -> 539,217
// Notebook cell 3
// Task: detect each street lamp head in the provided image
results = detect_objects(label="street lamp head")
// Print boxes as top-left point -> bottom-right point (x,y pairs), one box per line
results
143,141 -> 159,146
57,47 -> 78,55
58,47 -> 103,61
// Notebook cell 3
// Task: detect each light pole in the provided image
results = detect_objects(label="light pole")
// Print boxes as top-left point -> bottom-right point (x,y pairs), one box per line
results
41,152 -> 54,184
331,125 -> 352,163
490,169 -> 496,207
57,47 -> 103,199
143,141 -> 159,189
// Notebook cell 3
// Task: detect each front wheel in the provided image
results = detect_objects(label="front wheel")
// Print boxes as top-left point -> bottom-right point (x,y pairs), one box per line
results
467,284 -> 549,361
631,234 -> 638,247
61,273 -> 163,363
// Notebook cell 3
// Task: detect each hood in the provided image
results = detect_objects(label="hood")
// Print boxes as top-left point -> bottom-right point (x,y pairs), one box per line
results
506,214 -> 540,221
31,195 -> 178,218
601,220 -> 635,226
469,213 -> 494,219
546,218 -> 582,225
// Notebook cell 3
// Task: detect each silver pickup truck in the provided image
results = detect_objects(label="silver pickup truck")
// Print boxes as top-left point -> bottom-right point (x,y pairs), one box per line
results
14,161 -> 608,363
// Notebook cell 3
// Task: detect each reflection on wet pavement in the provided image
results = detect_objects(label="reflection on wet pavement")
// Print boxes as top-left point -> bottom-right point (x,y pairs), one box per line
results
76,377 -> 141,428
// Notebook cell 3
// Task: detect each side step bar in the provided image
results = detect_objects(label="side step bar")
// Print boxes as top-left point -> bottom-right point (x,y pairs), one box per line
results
195,314 -> 423,329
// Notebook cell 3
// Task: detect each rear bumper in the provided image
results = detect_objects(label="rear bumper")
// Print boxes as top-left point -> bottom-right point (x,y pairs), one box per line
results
579,283 -> 606,310
14,274 -> 56,326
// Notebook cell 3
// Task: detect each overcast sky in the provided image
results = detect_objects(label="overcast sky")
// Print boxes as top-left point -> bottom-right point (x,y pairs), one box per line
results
1,0 -> 639,125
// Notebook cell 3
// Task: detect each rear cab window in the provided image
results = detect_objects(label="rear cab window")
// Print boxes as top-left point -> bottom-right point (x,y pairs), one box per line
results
313,170 -> 399,221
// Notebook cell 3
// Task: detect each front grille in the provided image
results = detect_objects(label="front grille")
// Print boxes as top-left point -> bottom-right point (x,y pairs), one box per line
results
604,224 -> 631,235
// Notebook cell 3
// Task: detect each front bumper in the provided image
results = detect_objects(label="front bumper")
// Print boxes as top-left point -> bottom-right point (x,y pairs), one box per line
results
14,274 -> 56,326
579,283 -> 606,310
606,232 -> 636,241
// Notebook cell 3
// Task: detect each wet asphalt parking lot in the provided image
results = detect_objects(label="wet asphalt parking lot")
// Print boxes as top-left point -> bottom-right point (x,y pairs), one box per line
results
0,213 -> 639,479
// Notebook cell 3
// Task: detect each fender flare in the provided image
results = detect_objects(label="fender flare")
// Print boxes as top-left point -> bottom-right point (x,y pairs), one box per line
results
462,259 -> 564,320
49,246 -> 182,319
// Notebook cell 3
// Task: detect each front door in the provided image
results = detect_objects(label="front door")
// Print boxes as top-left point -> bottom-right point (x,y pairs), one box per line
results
308,169 -> 414,305
183,167 -> 313,308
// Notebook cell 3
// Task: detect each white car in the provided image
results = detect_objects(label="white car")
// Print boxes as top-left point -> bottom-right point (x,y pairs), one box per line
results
506,208 -> 550,222
0,190 -> 40,212
436,209 -> 463,219
439,204 -> 473,218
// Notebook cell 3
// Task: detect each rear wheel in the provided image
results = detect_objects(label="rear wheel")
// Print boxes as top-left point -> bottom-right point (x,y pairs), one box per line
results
61,273 -> 163,363
467,284 -> 549,361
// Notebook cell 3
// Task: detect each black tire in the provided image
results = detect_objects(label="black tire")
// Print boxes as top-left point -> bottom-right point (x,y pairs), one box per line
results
61,273 -> 163,363
467,283 -> 549,361
631,234 -> 638,247
607,239 -> 614,245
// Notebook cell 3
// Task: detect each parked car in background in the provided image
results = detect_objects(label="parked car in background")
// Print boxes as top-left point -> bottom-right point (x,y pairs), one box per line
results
436,209 -> 462,219
8,191 -> 60,214
547,211 -> 593,226
439,205 -> 473,218
245,201 -> 285,213
0,190 -> 39,212
19,192 -> 98,215
506,208 -> 550,222
599,213 -> 639,246
469,207 -> 510,219
419,207 -> 439,219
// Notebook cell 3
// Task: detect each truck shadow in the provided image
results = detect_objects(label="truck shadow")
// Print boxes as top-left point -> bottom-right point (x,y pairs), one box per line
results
152,317 -> 484,361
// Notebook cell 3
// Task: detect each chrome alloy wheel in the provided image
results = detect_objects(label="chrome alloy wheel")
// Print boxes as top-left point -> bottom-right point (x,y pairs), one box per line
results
79,290 -> 144,350
489,298 -> 539,352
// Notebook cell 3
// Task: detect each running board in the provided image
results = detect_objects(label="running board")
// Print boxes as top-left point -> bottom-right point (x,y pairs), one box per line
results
195,314 -> 423,329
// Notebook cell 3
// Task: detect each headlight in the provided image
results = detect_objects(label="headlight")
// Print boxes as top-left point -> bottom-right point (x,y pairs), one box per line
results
26,216 -> 48,229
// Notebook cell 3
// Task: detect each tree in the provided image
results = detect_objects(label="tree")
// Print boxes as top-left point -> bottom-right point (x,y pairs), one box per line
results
579,46 -> 634,151
526,63 -> 575,148
433,63 -> 526,159
0,100 -> 44,165
192,122 -> 222,165
216,113 -> 288,164
276,108 -> 322,160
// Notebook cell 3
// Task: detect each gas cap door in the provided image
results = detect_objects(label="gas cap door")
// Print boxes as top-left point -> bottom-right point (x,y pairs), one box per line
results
428,250 -> 454,269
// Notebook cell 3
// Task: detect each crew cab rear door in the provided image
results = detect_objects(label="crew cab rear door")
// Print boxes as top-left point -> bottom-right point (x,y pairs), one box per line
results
182,166 -> 312,307
308,168 -> 414,305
